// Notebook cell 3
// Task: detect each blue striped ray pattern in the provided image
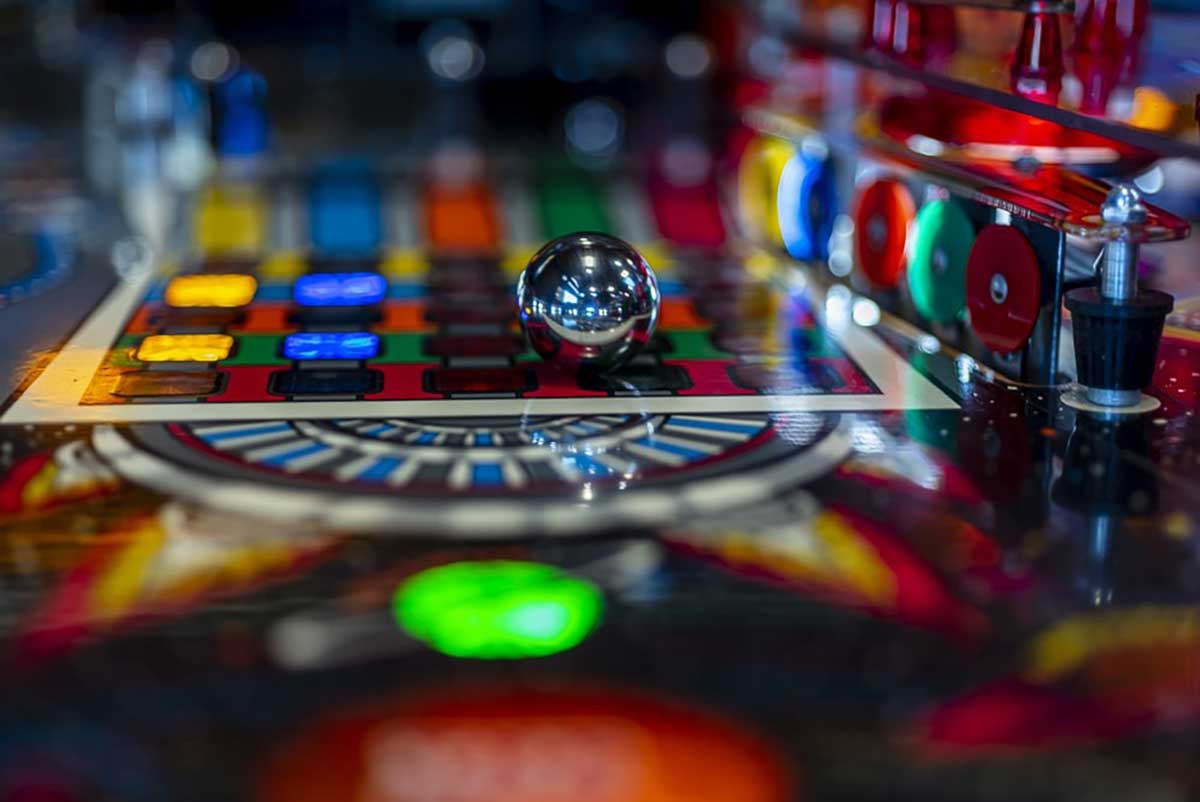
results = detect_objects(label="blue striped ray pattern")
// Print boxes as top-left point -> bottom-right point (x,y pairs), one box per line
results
185,413 -> 769,490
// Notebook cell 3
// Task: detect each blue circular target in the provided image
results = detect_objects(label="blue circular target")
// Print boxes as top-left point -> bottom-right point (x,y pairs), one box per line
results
777,150 -> 837,262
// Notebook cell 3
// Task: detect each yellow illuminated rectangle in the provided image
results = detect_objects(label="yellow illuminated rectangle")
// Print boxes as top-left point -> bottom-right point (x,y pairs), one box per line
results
165,274 -> 257,308
135,334 -> 234,363
380,248 -> 428,278
501,246 -> 537,279
194,184 -> 267,255
636,242 -> 673,272
258,251 -> 306,280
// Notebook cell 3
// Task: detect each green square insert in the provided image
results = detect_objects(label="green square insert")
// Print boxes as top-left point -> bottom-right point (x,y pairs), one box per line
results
796,328 -> 846,359
219,334 -> 289,366
377,333 -> 432,364
109,334 -> 143,368
663,329 -> 728,361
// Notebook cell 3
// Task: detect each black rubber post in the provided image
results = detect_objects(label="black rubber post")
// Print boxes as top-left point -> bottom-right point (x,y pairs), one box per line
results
1064,287 -> 1172,392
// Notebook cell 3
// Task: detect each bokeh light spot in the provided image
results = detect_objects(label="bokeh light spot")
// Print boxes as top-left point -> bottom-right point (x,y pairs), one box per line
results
393,561 -> 603,659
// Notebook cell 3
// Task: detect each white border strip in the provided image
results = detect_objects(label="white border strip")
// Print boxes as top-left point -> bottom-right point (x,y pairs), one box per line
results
3,269 -> 158,425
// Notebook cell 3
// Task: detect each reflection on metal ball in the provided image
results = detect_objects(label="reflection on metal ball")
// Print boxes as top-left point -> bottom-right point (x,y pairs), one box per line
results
517,232 -> 660,371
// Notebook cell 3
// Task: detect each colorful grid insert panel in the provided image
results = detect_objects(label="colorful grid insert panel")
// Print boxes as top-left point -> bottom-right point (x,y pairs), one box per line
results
70,164 -> 890,408
82,256 -> 879,405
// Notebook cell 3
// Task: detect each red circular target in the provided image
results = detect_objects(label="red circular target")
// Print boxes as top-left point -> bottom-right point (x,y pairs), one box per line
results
966,224 -> 1042,355
853,178 -> 915,288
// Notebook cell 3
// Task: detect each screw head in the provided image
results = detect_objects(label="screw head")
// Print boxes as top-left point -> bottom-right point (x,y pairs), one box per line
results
989,273 -> 1008,304
1101,184 -> 1147,225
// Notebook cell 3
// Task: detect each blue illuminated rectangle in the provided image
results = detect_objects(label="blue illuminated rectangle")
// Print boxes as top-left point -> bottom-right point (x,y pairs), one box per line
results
282,332 -> 380,360
309,172 -> 382,256
294,272 -> 387,306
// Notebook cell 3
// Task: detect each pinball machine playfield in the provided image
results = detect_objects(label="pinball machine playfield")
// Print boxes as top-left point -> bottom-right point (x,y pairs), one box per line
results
0,1 -> 1199,800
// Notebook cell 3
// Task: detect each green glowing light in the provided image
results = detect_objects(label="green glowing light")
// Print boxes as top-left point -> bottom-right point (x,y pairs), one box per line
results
393,561 -> 603,659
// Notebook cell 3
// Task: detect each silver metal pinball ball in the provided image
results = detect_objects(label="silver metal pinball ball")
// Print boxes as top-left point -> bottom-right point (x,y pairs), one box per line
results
517,232 -> 661,371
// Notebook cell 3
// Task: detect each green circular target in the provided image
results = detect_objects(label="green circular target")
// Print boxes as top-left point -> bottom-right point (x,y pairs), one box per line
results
907,198 -> 974,323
